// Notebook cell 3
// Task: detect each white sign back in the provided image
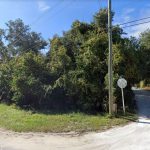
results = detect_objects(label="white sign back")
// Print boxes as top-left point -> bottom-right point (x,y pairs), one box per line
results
117,78 -> 127,114
117,78 -> 127,89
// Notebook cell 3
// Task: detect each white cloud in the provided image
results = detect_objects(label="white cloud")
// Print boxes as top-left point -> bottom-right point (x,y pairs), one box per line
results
125,8 -> 135,14
114,8 -> 135,25
122,8 -> 135,22
37,0 -> 50,12
115,7 -> 150,38
125,9 -> 150,38
128,23 -> 150,38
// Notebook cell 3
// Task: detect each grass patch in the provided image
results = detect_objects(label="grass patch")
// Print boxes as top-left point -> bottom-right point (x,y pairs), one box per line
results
0,104 -> 137,133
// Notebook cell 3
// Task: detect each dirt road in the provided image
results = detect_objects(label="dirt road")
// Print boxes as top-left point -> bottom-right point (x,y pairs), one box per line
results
0,90 -> 150,150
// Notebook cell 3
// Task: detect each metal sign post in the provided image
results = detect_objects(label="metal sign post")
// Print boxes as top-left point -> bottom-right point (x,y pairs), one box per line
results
121,88 -> 125,114
117,78 -> 127,114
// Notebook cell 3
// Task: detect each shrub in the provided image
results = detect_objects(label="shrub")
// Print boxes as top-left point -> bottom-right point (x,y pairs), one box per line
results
0,62 -> 13,103
10,52 -> 52,108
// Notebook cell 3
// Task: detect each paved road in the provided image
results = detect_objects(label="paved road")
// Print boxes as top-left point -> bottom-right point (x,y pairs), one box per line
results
0,90 -> 150,150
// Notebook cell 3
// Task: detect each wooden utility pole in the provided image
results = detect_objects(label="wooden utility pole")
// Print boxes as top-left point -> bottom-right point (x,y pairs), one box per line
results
108,0 -> 113,115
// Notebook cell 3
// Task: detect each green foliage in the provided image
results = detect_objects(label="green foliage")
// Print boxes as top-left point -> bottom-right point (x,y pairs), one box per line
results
46,8 -> 139,112
10,52 -> 52,108
0,8 -> 147,113
0,62 -> 13,103
139,30 -> 150,83
140,29 -> 150,49
93,8 -> 114,29
0,29 -> 9,62
2,19 -> 47,57
48,20 -> 110,112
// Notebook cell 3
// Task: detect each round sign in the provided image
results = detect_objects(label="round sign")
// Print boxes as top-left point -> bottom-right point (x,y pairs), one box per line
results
117,78 -> 127,89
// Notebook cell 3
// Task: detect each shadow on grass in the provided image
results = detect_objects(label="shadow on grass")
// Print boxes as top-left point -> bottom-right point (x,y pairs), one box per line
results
33,109 -> 109,117
112,111 -> 138,122
13,102 -> 112,116
3,102 -> 138,120
19,106 -> 108,116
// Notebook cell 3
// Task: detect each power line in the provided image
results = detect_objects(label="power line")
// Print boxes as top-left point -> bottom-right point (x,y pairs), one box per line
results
2,0 -> 68,55
13,0 -> 75,54
118,16 -> 150,26
30,0 -> 65,26
42,0 -> 74,23
122,20 -> 150,28
6,1 -> 64,49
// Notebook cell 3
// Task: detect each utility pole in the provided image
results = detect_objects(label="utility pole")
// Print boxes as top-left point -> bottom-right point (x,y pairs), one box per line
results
108,0 -> 113,115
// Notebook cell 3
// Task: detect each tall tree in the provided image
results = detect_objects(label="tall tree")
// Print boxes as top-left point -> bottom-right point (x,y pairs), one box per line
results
139,30 -> 150,83
5,19 -> 47,55
0,29 -> 9,62
93,8 -> 114,30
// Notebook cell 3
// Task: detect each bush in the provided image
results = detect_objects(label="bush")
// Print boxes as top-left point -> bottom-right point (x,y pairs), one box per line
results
10,52 -> 52,108
0,62 -> 13,103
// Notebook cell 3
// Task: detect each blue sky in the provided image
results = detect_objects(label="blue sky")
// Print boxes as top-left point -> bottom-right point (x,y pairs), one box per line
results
0,0 -> 150,40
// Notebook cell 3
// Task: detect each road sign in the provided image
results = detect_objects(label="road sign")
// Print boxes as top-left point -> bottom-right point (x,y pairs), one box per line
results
117,78 -> 127,89
117,78 -> 127,114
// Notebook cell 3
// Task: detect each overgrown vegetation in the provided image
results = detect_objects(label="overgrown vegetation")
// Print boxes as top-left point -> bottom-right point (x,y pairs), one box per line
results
0,8 -> 149,113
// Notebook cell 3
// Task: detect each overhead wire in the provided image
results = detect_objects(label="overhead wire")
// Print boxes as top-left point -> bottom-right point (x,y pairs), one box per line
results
118,16 -> 150,26
30,0 -> 65,26
6,0 -> 64,49
3,0 -> 70,55
121,20 -> 150,29
5,1 -> 150,53
17,0 -> 75,54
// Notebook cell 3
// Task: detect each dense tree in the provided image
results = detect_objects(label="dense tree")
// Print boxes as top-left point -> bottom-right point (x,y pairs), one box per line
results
0,29 -> 9,62
140,29 -> 150,49
139,30 -> 150,83
4,19 -> 47,56
0,8 -> 148,113
10,52 -> 52,108
93,8 -> 114,29
0,61 -> 13,103
47,9 -> 138,112
111,40 -> 138,109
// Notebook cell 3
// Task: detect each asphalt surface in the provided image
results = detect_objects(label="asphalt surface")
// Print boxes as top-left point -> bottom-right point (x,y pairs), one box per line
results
0,89 -> 150,150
